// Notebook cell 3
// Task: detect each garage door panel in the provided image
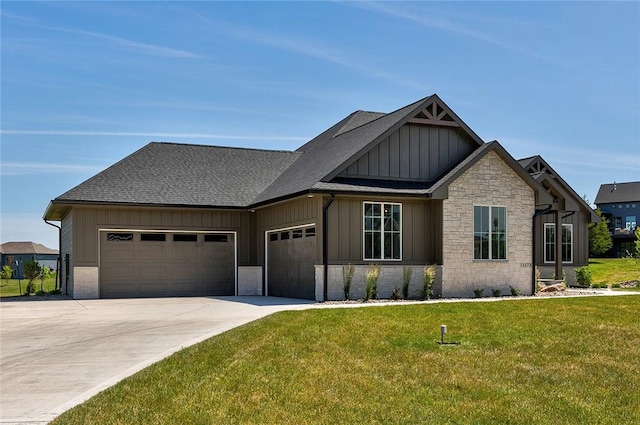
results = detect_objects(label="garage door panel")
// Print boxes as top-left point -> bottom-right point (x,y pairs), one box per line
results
268,226 -> 316,300
100,231 -> 235,298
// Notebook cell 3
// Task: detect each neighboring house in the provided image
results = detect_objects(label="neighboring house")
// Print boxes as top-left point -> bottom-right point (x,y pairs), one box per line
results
43,94 -> 596,300
0,242 -> 59,279
594,181 -> 640,257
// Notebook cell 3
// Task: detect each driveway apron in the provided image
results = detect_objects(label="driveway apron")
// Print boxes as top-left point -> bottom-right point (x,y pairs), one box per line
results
0,296 -> 315,424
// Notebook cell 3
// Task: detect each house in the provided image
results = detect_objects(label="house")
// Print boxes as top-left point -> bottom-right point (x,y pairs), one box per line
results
43,94 -> 597,300
0,242 -> 59,279
594,181 -> 640,257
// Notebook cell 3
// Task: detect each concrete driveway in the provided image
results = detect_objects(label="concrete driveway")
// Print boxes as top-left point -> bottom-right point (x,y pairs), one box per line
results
0,296 -> 316,424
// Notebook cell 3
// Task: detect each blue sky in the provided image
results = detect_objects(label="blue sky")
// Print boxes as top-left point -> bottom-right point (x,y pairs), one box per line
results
1,1 -> 639,250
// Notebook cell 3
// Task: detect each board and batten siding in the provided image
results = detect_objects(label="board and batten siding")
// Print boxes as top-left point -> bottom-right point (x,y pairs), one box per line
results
339,124 -> 476,181
535,210 -> 590,266
326,196 -> 442,264
256,196 -> 321,264
70,206 -> 255,267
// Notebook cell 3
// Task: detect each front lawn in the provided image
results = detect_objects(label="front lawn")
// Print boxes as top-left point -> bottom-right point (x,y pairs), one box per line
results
588,258 -> 640,286
52,296 -> 640,425
0,276 -> 59,298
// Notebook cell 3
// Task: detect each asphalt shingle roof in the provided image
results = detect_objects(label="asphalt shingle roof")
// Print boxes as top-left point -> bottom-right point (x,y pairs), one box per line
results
0,242 -> 58,255
55,142 -> 301,208
595,181 -> 640,204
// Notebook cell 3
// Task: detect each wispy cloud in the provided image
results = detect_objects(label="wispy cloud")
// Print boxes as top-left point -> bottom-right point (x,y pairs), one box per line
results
1,162 -> 104,176
351,2 -> 563,64
188,11 -> 427,90
0,129 -> 308,141
41,24 -> 204,59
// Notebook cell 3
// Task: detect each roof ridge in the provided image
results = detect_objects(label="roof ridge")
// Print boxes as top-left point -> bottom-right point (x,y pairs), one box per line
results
149,141 -> 299,154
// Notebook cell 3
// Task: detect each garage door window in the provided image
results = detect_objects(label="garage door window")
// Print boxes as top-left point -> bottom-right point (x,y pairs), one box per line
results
205,234 -> 228,242
107,233 -> 133,241
141,233 -> 166,242
174,234 -> 197,242
306,227 -> 315,237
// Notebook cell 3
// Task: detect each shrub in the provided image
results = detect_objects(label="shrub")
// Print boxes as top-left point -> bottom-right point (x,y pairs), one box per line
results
509,285 -> 521,296
402,266 -> 413,299
364,264 -> 379,301
611,283 -> 621,288
574,266 -> 592,287
391,286 -> 403,300
343,264 -> 354,300
474,288 -> 484,298
23,260 -> 40,295
492,289 -> 502,297
423,265 -> 436,300
591,282 -> 608,289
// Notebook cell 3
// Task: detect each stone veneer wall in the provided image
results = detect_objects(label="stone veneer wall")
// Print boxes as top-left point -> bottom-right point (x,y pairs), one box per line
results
442,151 -> 535,297
237,266 -> 263,296
73,266 -> 99,299
320,264 -> 443,301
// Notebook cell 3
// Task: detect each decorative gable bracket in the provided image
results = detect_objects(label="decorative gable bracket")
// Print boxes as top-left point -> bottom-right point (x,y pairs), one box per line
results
407,100 -> 460,128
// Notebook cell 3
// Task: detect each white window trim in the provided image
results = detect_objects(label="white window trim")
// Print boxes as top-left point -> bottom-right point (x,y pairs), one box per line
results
473,205 -> 508,261
362,201 -> 402,261
543,223 -> 573,264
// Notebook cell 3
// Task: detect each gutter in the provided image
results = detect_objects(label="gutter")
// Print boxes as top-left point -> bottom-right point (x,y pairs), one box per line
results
532,205 -> 553,294
322,194 -> 335,301
44,219 -> 62,292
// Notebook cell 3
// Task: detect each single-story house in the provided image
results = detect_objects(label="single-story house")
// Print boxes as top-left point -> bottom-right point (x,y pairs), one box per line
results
0,242 -> 59,279
43,94 -> 597,300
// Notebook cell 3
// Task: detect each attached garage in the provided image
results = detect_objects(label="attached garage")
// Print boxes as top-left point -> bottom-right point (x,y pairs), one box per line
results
266,224 -> 317,300
99,230 -> 236,298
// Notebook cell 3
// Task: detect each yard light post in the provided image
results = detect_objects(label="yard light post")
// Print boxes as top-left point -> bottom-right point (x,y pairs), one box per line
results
440,325 -> 447,344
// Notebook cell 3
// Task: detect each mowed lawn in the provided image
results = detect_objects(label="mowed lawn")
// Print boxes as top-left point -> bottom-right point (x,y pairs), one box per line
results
588,258 -> 640,286
53,296 -> 640,425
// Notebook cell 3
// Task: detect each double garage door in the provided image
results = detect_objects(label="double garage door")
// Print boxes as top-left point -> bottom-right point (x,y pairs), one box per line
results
267,225 -> 316,300
100,231 -> 235,298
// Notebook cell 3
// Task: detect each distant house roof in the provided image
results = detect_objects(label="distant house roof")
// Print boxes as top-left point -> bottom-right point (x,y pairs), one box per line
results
594,181 -> 640,204
0,242 -> 58,255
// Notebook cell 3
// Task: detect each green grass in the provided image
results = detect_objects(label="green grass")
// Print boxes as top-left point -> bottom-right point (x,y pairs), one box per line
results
52,296 -> 640,425
0,276 -> 59,298
588,258 -> 640,286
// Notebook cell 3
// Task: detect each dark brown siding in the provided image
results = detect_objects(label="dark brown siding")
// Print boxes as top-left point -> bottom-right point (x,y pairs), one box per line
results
340,124 -> 475,181
71,206 -> 254,267
326,196 -> 442,264
535,209 -> 591,266
256,196 -> 321,264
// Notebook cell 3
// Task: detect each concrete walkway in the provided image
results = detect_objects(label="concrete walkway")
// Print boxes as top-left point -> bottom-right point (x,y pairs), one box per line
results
0,296 -> 315,425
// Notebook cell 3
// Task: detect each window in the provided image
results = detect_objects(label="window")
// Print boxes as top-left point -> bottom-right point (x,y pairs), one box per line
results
205,234 -> 228,243
305,227 -> 316,237
269,233 -> 278,242
174,234 -> 197,242
292,229 -> 303,239
626,216 -> 637,231
107,233 -> 133,241
280,231 -> 290,240
474,206 -> 507,260
544,224 -> 572,263
363,202 -> 401,260
141,233 -> 166,242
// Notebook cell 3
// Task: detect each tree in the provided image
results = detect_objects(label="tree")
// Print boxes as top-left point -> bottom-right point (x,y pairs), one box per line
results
23,259 -> 40,295
39,266 -> 52,293
588,208 -> 613,257
1,265 -> 12,285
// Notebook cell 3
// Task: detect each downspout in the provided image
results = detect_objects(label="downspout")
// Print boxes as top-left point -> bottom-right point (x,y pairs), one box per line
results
322,194 -> 335,302
532,205 -> 553,294
44,219 -> 62,292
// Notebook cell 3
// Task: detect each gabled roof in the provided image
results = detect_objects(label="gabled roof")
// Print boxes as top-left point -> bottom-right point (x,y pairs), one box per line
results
518,155 -> 598,221
0,242 -> 58,255
595,181 -> 640,204
253,94 -> 484,205
45,142 -> 300,219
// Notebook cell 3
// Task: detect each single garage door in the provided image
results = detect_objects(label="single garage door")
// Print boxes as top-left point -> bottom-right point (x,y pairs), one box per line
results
100,231 -> 235,298
267,225 -> 316,300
